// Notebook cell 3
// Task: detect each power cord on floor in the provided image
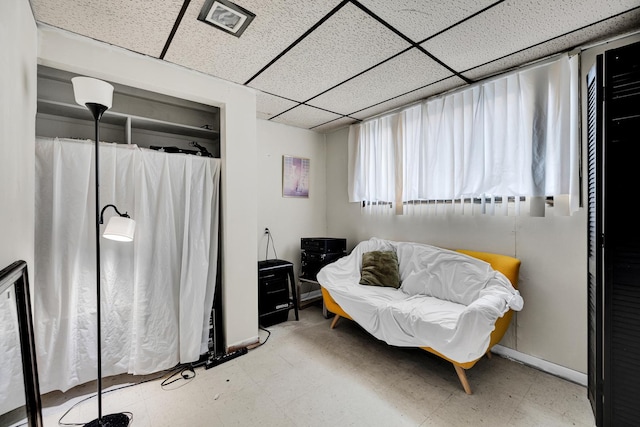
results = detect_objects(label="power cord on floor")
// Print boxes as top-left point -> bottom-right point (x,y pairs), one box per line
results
160,365 -> 196,387
56,363 -> 195,426
247,326 -> 271,350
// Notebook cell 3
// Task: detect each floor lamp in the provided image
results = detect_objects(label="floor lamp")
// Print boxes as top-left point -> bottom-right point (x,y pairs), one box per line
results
72,76 -> 136,427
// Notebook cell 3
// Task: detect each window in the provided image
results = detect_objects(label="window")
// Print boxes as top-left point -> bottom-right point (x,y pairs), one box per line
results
348,55 -> 580,217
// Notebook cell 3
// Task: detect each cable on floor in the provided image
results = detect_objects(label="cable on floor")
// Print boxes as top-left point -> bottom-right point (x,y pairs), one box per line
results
160,365 -> 196,387
247,326 -> 271,350
56,363 -> 194,426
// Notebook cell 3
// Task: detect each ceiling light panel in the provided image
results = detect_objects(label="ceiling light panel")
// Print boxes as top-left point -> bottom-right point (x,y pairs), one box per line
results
421,0 -> 640,72
247,2 -> 411,102
270,104 -> 342,129
31,0 -> 182,57
308,48 -> 456,115
350,76 -> 465,120
164,0 -> 343,84
256,91 -> 299,121
464,8 -> 640,81
358,0 -> 498,42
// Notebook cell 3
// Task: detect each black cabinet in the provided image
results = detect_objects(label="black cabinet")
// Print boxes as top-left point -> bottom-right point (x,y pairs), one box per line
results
258,259 -> 298,326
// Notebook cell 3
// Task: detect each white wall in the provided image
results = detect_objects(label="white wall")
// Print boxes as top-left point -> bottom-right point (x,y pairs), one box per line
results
256,120 -> 327,287
0,0 -> 37,276
36,25 -> 259,351
325,122 -> 588,373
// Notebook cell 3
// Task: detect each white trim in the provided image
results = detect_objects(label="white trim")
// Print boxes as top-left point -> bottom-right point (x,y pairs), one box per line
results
492,345 -> 587,387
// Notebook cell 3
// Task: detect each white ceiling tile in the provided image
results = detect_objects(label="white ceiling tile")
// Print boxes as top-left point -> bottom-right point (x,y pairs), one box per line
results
308,48 -> 454,115
247,2 -> 411,101
312,117 -> 359,133
164,0 -> 343,85
256,91 -> 298,121
350,76 -> 466,121
358,0 -> 497,42
31,0 -> 181,57
464,8 -> 640,81
421,0 -> 640,72
30,0 -> 640,131
270,105 -> 342,129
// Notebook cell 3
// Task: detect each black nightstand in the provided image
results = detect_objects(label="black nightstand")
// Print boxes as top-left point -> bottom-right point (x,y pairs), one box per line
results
257,259 -> 299,326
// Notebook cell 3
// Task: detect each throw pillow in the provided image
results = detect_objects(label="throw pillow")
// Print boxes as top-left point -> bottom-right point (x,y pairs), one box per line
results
359,250 -> 400,288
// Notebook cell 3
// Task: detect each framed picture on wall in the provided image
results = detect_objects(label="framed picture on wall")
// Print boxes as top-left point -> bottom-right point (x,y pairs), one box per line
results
282,155 -> 310,198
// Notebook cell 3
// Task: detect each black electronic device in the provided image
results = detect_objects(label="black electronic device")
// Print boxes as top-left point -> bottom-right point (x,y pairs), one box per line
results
300,251 -> 345,281
205,347 -> 247,369
300,237 -> 347,281
301,237 -> 346,254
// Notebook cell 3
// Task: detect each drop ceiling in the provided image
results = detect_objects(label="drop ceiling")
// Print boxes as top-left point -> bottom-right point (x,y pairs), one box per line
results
29,0 -> 640,133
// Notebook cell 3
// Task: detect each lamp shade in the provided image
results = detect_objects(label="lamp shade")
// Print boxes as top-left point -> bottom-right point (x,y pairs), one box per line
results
71,76 -> 114,109
103,216 -> 135,242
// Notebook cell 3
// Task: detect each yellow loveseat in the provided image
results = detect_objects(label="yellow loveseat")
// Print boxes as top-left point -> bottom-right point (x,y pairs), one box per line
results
321,246 -> 521,395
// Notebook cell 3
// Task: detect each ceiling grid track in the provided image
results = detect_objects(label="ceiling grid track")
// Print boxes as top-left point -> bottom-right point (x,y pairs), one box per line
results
348,0 -> 473,84
462,5 -> 640,76
417,0 -> 506,45
267,47 -> 414,122
244,0 -> 351,86
260,0 -> 489,126
159,0 -> 191,59
308,4 -> 640,130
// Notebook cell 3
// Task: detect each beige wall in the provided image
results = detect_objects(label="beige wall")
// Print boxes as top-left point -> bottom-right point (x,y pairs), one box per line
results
0,0 -> 37,276
36,24 -> 259,350
256,119 -> 327,285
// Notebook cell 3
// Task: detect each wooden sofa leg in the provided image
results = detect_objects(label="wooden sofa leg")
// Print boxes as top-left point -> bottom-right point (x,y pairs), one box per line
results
486,350 -> 493,359
330,314 -> 341,329
453,364 -> 472,395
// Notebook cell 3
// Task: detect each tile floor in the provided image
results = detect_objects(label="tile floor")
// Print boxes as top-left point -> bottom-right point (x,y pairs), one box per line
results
40,305 -> 595,426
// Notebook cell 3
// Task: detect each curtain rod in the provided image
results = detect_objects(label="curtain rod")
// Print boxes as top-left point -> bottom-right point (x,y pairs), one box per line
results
578,28 -> 640,51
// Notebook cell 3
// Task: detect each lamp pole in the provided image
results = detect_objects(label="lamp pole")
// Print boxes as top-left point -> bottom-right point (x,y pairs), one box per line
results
85,102 -> 108,425
72,77 -> 131,427
89,104 -> 107,423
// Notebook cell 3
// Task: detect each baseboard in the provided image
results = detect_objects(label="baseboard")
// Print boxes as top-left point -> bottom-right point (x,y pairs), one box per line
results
226,335 -> 259,353
491,345 -> 588,387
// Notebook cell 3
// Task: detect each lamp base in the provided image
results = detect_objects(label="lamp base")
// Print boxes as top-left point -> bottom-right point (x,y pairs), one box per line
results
84,413 -> 132,427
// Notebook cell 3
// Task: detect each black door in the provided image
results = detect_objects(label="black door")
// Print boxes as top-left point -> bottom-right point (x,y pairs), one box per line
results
586,54 -> 603,427
589,40 -> 640,427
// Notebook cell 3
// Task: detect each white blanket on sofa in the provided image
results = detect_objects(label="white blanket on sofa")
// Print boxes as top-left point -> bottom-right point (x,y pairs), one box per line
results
316,238 -> 524,363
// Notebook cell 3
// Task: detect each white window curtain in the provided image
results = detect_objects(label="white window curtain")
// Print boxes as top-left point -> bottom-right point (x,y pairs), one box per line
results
34,137 -> 220,393
348,113 -> 397,205
348,54 -> 580,216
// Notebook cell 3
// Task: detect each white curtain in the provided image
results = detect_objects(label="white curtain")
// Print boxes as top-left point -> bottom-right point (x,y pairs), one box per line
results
34,137 -> 220,393
348,114 -> 396,204
348,54 -> 580,216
